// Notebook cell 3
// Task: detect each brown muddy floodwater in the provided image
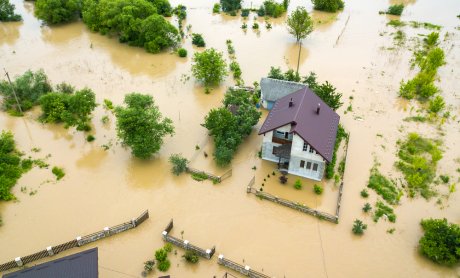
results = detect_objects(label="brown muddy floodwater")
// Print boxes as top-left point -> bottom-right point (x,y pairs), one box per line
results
1,0 -> 460,277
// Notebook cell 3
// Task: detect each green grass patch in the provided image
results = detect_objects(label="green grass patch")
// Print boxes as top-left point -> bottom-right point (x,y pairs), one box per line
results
396,133 -> 442,199
387,20 -> 406,27
373,201 -> 396,223
409,21 -> 442,30
403,115 -> 427,123
367,167 -> 401,205
191,172 -> 209,181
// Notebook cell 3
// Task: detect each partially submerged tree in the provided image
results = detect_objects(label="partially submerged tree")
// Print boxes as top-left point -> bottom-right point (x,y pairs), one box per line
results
287,7 -> 313,43
115,93 -> 174,159
312,0 -> 344,12
35,0 -> 81,24
0,0 -> 22,21
169,154 -> 189,175
220,0 -> 241,13
192,48 -> 227,92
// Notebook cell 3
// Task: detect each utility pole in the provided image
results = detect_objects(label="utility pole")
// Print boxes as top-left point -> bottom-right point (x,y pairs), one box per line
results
296,42 -> 302,75
3,68 -> 23,115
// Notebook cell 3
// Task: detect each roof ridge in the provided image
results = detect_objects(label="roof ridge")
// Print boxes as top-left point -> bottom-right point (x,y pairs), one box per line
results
292,88 -> 307,125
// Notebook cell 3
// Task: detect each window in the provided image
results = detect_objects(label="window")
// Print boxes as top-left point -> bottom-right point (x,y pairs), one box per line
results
312,163 -> 318,171
272,147 -> 276,155
284,132 -> 289,139
300,160 -> 305,168
276,130 -> 284,135
309,147 -> 315,154
303,142 -> 308,151
306,162 -> 312,170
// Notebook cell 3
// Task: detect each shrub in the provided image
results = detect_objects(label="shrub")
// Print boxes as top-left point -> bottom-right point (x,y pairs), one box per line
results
229,61 -> 242,78
386,4 -> 404,16
86,135 -> 95,142
220,0 -> 241,12
143,260 -> 155,273
191,172 -> 208,181
241,8 -> 250,17
183,250 -> 199,263
439,175 -> 449,184
192,48 -> 227,89
177,47 -> 187,57
35,0 -> 80,24
241,22 -> 248,29
352,219 -> 367,235
419,218 -> 460,266
192,33 -> 206,47
0,0 -> 22,21
169,154 -> 189,175
52,166 -> 65,180
362,203 -> 372,213
367,167 -> 400,205
213,3 -> 221,13
103,99 -> 113,110
157,259 -> 171,271
155,248 -> 168,262
115,94 -> 174,159
428,95 -> 445,113
312,0 -> 344,12
373,201 -> 396,223
0,69 -> 52,115
163,243 -> 173,253
252,22 -> 259,29
294,179 -> 302,190
314,184 -> 323,194
360,189 -> 369,198
262,0 -> 286,18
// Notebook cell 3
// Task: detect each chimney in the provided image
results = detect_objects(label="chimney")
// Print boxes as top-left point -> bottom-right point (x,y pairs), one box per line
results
289,98 -> 293,107
316,103 -> 321,114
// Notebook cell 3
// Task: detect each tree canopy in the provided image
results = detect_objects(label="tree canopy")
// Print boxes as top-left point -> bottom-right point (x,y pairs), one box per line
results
220,0 -> 241,12
192,48 -> 227,90
34,0 -> 81,24
0,0 -> 22,21
312,0 -> 344,12
203,89 -> 261,166
287,7 -> 313,43
419,218 -> 460,266
115,93 -> 174,159
0,69 -> 52,115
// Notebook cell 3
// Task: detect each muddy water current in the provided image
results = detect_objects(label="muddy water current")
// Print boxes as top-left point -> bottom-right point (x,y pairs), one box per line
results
1,0 -> 460,277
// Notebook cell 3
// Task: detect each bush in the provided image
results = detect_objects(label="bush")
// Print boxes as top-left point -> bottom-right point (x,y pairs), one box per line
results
373,201 -> 396,223
252,22 -> 259,29
155,248 -> 168,262
34,0 -> 80,24
314,184 -> 323,194
352,219 -> 367,235
115,94 -> 174,159
360,189 -> 369,198
0,69 -> 52,115
386,4 -> 404,16
220,0 -> 241,12
241,8 -> 250,17
362,203 -> 372,213
157,259 -> 171,271
294,179 -> 302,190
192,33 -> 206,47
192,48 -> 227,89
177,48 -> 187,57
0,0 -> 22,21
229,61 -> 242,78
86,135 -> 95,142
439,175 -> 449,184
169,154 -> 189,175
52,166 -> 65,180
163,243 -> 173,253
262,0 -> 286,18
183,250 -> 199,263
367,167 -> 400,205
312,0 -> 344,12
428,95 -> 445,113
213,3 -> 221,13
173,4 -> 187,20
419,218 -> 460,266
143,260 -> 155,273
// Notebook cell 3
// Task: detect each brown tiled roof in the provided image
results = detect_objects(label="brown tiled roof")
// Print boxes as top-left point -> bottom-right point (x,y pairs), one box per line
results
258,87 -> 340,162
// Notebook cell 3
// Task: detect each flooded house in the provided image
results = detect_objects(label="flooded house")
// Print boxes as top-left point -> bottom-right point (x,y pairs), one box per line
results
260,77 -> 307,110
258,88 -> 340,181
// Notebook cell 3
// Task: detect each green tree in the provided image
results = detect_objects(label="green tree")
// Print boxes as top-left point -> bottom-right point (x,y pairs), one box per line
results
352,219 -> 367,235
262,0 -> 286,18
0,69 -> 52,114
169,154 -> 189,175
428,95 -> 445,113
115,93 -> 174,159
141,14 -> 179,53
0,0 -> 22,21
192,48 -> 227,90
34,0 -> 81,24
303,72 -> 343,110
312,0 -> 344,12
148,0 -> 172,16
287,7 -> 313,43
220,0 -> 241,12
419,218 -> 460,266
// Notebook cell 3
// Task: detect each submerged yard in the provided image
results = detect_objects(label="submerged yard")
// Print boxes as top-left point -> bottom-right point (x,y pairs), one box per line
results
1,0 -> 460,277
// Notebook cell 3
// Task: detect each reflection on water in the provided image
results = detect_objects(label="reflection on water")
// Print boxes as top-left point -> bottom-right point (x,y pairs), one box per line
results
0,22 -> 22,46
284,42 -> 309,69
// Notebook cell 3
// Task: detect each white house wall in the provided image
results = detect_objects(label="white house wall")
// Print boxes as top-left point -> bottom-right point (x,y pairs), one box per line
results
261,130 -> 280,162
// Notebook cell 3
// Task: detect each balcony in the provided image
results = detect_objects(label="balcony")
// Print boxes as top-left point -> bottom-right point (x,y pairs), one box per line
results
272,131 -> 292,144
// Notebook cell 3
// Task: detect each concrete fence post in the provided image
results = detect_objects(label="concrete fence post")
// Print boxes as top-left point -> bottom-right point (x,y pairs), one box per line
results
244,265 -> 250,275
103,227 -> 110,237
14,257 -> 23,267
205,249 -> 211,259
76,236 -> 83,247
131,218 -> 136,227
46,246 -> 54,256
218,254 -> 224,263
184,240 -> 189,249
162,231 -> 168,240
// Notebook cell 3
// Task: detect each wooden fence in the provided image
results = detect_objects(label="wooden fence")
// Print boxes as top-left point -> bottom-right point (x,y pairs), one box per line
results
186,167 -> 232,183
218,255 -> 272,278
0,210 -> 149,272
161,219 -> 216,260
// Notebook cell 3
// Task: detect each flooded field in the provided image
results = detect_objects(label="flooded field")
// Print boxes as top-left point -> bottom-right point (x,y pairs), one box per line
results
1,0 -> 460,277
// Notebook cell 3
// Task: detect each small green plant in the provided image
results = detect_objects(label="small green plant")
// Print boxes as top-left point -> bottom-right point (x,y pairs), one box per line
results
86,135 -> 95,142
101,115 -> 109,124
428,95 -> 445,113
241,8 -> 250,17
52,166 -> 65,180
169,154 -> 189,176
439,175 -> 449,184
367,167 -> 400,205
241,23 -> 248,29
266,22 -> 272,29
103,99 -> 114,110
387,20 -> 406,27
373,201 -> 396,223
195,145 -> 200,150
178,48 -> 188,57
294,179 -> 302,190
213,3 -> 221,13
384,4 -> 404,16
155,248 -> 167,262
387,228 -> 396,234
182,250 -> 199,263
352,219 -> 367,235
191,172 -> 209,181
143,260 -> 155,274
163,243 -> 173,253
229,61 -> 242,78
362,203 -> 372,213
192,33 -> 206,47
314,184 -> 323,195
157,259 -> 171,271
252,22 -> 259,29
360,189 -> 369,198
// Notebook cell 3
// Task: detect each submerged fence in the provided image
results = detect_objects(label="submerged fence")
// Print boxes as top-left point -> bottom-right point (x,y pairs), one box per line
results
187,167 -> 232,183
218,255 -> 272,278
335,134 -> 350,220
0,210 -> 149,272
161,219 -> 216,260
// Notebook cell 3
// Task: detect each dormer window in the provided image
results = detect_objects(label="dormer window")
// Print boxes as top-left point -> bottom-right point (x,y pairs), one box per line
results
303,142 -> 308,151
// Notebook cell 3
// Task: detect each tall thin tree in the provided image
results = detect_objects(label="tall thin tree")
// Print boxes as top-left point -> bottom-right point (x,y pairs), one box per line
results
287,7 -> 313,73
